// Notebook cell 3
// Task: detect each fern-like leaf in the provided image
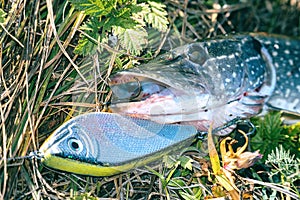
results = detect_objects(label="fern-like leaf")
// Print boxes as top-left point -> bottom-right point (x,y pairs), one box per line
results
115,26 -> 148,55
74,18 -> 103,56
145,1 -> 169,32
68,0 -> 116,16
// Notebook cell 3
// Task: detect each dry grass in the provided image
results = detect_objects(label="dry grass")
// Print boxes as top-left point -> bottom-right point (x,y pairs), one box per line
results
0,0 -> 299,199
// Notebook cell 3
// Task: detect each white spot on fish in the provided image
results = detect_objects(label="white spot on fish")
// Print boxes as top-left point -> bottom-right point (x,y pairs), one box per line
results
284,49 -> 290,54
232,72 -> 237,78
264,40 -> 272,45
276,76 -> 281,81
285,80 -> 289,84
225,78 -> 231,83
288,59 -> 294,66
245,56 -> 260,62
272,51 -> 278,57
260,74 -> 264,79
216,55 -> 229,60
289,98 -> 300,111
297,85 -> 300,92
285,88 -> 291,98
274,44 -> 279,49
228,54 -> 235,59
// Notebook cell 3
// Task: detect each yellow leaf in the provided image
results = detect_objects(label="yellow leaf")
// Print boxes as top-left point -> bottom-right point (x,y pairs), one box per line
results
207,123 -> 221,174
215,175 -> 239,200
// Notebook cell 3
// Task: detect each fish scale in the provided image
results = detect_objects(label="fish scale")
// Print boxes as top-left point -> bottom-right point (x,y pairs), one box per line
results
109,34 -> 300,134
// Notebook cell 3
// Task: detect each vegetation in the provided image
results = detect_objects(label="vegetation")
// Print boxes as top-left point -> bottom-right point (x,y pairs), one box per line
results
0,0 -> 299,199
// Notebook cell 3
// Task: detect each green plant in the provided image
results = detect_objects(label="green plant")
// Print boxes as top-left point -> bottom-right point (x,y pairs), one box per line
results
0,8 -> 6,23
250,111 -> 299,160
266,145 -> 299,196
69,0 -> 169,56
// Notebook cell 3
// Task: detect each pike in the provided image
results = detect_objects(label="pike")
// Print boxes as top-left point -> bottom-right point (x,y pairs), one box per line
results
109,33 -> 300,135
39,34 -> 300,176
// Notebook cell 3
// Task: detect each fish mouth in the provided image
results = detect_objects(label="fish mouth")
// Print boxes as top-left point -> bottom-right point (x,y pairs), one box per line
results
108,69 -> 267,134
109,72 -> 173,103
109,71 -> 212,122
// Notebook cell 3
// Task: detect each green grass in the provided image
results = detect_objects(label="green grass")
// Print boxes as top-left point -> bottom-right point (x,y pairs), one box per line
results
0,0 -> 299,199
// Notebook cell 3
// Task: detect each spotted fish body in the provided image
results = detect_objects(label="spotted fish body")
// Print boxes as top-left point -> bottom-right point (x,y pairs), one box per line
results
110,34 -> 300,135
253,34 -> 300,114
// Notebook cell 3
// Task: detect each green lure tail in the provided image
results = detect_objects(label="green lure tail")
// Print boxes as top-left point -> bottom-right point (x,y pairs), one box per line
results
40,112 -> 198,176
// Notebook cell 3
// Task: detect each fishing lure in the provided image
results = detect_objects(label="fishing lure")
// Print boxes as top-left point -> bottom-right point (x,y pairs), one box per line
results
40,34 -> 300,176
39,112 -> 198,176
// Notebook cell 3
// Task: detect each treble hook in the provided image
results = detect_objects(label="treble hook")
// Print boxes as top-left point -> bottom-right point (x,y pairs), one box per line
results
236,120 -> 256,136
196,118 -> 256,140
129,77 -> 142,100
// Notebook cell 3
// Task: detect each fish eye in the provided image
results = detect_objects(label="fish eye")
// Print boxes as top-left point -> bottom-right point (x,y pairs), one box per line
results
187,44 -> 209,65
68,138 -> 83,153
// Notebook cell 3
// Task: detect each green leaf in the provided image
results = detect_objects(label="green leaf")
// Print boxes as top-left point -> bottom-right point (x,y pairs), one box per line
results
145,1 -> 169,32
179,191 -> 199,200
115,26 -> 148,55
163,155 -> 178,169
68,0 -> 116,16
145,166 -> 168,188
0,8 -> 6,24
74,17 -> 102,56
178,156 -> 193,171
131,3 -> 150,26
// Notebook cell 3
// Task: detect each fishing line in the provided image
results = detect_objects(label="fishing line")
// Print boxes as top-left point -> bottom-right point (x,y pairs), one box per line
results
2,151 -> 43,163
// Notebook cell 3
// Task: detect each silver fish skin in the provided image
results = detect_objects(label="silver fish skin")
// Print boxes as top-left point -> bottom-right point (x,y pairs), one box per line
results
109,34 -> 300,135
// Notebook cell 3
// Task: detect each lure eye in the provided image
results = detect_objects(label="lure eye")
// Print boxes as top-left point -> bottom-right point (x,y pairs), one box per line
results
68,138 -> 83,153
